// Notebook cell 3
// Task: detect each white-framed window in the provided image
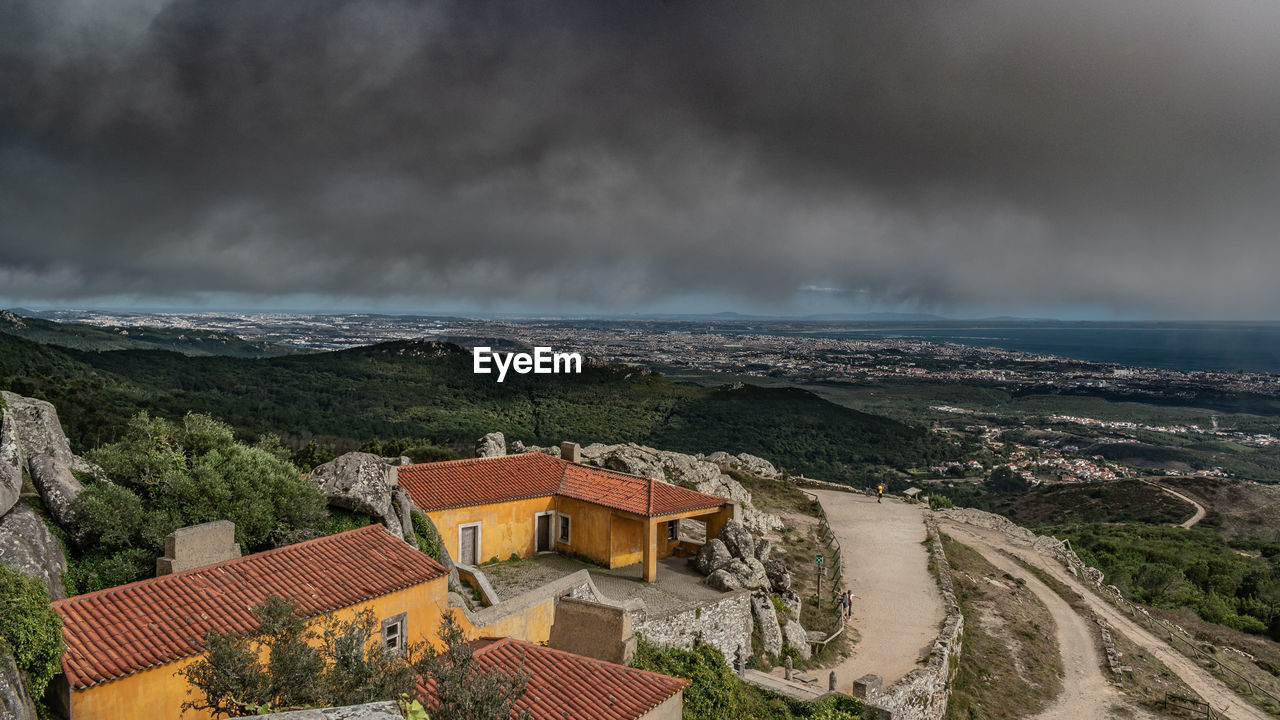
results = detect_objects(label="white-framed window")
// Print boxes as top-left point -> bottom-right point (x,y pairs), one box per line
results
558,514 -> 571,544
381,612 -> 407,655
667,520 -> 679,542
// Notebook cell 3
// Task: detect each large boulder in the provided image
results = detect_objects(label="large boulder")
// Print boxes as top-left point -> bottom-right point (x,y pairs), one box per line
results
0,504 -> 67,600
27,455 -> 83,529
754,537 -> 773,562
733,453 -> 780,479
308,453 -> 403,538
718,519 -> 757,561
692,539 -> 733,575
782,619 -> 813,660
765,560 -> 791,593
0,392 -> 96,476
705,569 -> 743,592
751,593 -> 784,658
778,589 -> 802,619
723,558 -> 769,591
0,652 -> 37,720
475,432 -> 506,458
0,409 -> 21,517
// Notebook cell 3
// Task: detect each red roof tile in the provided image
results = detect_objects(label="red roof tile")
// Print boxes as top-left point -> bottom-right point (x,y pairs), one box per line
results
397,452 -> 565,511
52,525 -> 446,690
417,637 -> 687,720
398,453 -> 729,518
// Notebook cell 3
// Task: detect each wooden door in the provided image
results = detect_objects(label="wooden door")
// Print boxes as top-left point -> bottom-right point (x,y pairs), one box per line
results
536,514 -> 551,552
460,526 -> 477,565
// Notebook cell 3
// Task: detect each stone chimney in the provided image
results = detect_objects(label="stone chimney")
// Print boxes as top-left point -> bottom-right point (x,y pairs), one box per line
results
560,442 -> 582,463
157,520 -> 241,576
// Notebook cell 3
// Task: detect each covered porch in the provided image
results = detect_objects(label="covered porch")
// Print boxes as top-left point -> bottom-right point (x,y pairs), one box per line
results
641,503 -> 735,582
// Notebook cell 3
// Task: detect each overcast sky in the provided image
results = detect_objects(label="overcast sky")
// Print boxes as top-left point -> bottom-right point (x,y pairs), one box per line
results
3,1 -> 1279,319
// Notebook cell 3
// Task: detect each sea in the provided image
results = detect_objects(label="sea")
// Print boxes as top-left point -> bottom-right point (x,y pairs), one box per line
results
797,322 -> 1280,374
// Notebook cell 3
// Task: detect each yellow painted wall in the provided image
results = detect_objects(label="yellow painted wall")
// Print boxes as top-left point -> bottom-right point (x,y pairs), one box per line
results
450,595 -> 557,646
551,497 -> 616,566
426,496 -> 557,565
67,577 -> 450,720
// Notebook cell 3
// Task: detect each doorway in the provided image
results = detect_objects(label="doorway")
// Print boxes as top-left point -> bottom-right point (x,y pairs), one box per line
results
458,523 -> 480,565
535,513 -> 552,553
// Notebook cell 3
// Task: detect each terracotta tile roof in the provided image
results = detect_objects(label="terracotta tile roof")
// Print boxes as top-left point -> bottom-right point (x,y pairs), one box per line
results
398,453 -> 729,517
397,452 -> 565,511
417,637 -> 687,720
52,525 -> 446,690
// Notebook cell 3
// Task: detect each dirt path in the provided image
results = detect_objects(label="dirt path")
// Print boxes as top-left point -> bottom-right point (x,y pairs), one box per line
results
939,521 -> 1127,719
939,519 -> 1273,720
1142,479 -> 1207,528
810,491 -> 944,687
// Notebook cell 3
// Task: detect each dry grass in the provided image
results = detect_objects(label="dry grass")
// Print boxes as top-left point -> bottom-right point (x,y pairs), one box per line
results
942,535 -> 1064,720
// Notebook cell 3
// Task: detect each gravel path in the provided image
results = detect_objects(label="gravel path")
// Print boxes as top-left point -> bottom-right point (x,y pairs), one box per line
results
941,519 -> 1271,720
810,491 -> 945,687
939,521 -> 1127,719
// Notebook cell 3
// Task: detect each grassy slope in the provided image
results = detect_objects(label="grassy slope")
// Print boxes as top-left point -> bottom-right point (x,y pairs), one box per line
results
0,334 -> 962,480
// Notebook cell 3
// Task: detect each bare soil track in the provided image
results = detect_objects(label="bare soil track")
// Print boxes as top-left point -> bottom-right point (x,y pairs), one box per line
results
938,519 -> 1273,720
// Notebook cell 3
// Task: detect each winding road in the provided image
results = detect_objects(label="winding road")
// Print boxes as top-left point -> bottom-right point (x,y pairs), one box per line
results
1142,479 -> 1208,529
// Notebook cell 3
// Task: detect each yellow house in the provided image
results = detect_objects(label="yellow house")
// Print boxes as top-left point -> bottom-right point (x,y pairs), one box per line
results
397,451 -> 735,582
49,526 -> 451,720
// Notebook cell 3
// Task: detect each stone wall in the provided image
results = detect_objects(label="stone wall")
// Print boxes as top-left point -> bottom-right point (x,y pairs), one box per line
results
856,518 -> 963,720
634,591 -> 753,669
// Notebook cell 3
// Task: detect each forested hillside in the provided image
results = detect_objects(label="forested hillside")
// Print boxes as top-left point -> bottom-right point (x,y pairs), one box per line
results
0,333 -> 969,480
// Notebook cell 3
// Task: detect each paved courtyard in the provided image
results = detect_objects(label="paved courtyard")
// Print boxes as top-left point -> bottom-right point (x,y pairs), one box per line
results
482,553 -> 725,616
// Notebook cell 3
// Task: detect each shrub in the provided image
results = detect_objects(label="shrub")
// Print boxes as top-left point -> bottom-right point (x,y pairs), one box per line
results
631,637 -> 742,720
0,566 -> 64,701
66,412 -> 328,593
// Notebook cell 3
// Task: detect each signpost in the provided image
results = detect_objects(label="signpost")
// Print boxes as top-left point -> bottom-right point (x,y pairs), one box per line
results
815,554 -> 824,605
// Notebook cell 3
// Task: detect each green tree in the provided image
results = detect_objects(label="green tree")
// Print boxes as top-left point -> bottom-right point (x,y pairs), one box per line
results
414,613 -> 531,720
180,596 -> 418,718
0,566 -> 65,701
986,466 -> 1026,494
630,636 -> 743,720
66,412 -> 328,593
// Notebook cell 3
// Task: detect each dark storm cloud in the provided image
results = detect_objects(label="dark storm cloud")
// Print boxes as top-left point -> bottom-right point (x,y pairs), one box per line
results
3,1 -> 1280,315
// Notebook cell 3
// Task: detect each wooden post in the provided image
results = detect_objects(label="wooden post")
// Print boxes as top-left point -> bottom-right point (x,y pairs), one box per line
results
643,519 -> 659,583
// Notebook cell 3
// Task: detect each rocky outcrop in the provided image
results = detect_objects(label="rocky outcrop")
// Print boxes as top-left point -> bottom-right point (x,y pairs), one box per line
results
0,408 -> 21,518
717,519 -> 756,560
751,593 -> 784,658
0,392 -> 96,476
27,455 -> 83,529
753,537 -> 772,562
308,453 -> 403,538
716,452 -> 780,479
693,520 -> 781,593
706,569 -> 743,592
518,441 -> 783,534
782,618 -> 812,660
0,504 -> 67,600
765,560 -> 791,592
0,653 -> 37,720
693,539 -> 733,575
475,432 -> 506,458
